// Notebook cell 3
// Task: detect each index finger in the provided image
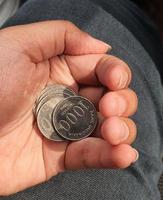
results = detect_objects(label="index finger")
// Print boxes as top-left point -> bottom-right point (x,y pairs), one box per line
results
65,137 -> 139,170
0,20 -> 110,63
64,54 -> 132,90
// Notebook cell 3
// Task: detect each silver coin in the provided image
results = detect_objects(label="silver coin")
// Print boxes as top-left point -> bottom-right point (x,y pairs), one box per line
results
53,96 -> 98,141
36,91 -> 73,116
38,87 -> 75,103
36,84 -> 76,104
34,85 -> 76,115
37,97 -> 66,141
35,85 -> 54,104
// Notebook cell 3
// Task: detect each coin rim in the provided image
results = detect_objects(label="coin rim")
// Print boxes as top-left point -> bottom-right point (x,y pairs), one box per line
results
36,97 -> 67,142
36,91 -> 74,116
52,96 -> 98,141
36,84 -> 76,103
35,84 -> 76,115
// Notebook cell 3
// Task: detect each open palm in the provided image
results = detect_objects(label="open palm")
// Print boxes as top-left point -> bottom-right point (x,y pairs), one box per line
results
0,21 -> 138,195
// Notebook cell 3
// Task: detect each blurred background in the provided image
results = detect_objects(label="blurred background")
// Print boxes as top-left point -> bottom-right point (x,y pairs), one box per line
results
0,0 -> 163,41
132,0 -> 163,40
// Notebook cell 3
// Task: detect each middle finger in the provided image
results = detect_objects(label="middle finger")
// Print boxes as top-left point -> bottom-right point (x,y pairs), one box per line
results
99,88 -> 138,117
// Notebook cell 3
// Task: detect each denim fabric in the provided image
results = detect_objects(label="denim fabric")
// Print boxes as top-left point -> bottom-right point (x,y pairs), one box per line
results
91,0 -> 163,83
1,0 -> 163,199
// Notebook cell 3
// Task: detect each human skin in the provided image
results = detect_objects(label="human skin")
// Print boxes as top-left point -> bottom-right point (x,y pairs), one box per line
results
0,20 -> 138,195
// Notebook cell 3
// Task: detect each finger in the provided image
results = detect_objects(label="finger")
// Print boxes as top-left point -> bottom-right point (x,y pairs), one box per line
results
96,55 -> 132,90
65,138 -> 139,170
64,54 -> 131,89
78,86 -> 105,107
99,89 -> 138,117
101,116 -> 137,145
48,56 -> 79,93
42,137 -> 69,180
0,20 -> 110,62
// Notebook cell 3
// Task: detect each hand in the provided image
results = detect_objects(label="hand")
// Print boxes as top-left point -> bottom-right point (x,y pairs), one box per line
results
0,21 -> 138,195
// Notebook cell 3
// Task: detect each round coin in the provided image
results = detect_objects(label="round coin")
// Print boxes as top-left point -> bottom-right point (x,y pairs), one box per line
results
36,84 -> 76,104
53,96 -> 97,141
35,91 -> 74,116
37,97 -> 66,141
35,84 -> 76,115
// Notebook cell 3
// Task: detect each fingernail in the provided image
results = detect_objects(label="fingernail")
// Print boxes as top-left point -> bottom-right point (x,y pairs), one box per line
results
94,38 -> 112,50
132,149 -> 139,163
118,71 -> 128,89
104,43 -> 112,50
118,121 -> 129,142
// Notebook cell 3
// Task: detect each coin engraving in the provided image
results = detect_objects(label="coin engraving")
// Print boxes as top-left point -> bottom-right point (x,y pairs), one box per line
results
35,84 -> 97,142
36,91 -> 72,116
36,85 -> 76,104
37,97 -> 66,141
53,96 -> 97,140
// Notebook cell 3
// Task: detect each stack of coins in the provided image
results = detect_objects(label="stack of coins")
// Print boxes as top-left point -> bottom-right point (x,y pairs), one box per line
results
35,85 -> 98,141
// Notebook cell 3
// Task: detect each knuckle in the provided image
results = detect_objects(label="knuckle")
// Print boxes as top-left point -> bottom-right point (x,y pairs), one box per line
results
59,20 -> 76,28
126,88 -> 138,101
108,55 -> 129,69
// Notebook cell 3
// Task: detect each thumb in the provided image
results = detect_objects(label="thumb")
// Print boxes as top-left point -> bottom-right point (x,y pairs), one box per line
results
0,20 -> 111,62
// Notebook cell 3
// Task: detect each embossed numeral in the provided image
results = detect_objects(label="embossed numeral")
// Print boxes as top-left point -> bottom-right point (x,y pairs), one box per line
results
59,103 -> 88,131
59,120 -> 71,131
41,117 -> 52,131
73,105 -> 85,117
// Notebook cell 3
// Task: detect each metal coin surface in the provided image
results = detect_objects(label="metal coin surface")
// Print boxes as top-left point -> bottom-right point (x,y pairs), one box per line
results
34,84 -> 76,116
38,87 -> 75,103
36,85 -> 76,104
37,97 -> 66,141
36,91 -> 73,116
53,96 -> 97,141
